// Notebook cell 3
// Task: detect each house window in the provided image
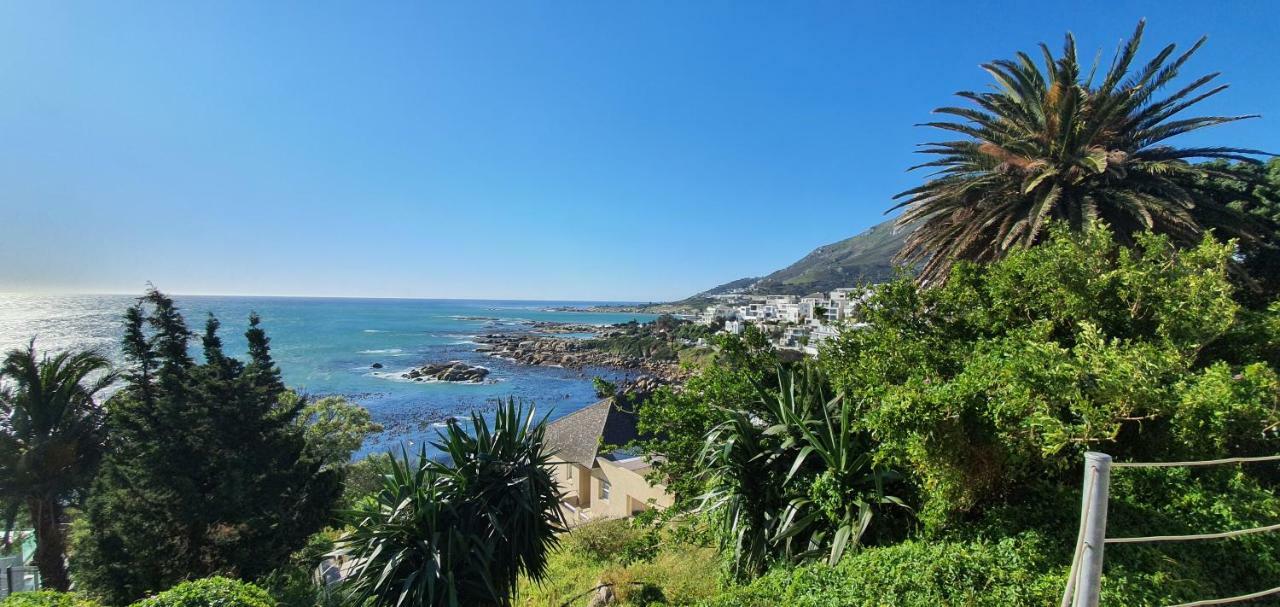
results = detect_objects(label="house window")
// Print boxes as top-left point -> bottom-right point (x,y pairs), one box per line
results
599,479 -> 611,501
565,465 -> 573,479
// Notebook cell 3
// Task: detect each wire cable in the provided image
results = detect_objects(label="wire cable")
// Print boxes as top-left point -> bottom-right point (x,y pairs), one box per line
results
1112,455 -> 1280,468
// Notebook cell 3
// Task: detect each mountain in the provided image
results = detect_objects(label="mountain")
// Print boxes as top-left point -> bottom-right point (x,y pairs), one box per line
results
679,217 -> 909,303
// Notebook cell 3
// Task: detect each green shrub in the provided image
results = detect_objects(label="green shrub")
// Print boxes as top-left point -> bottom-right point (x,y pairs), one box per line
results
128,577 -> 274,607
592,377 -> 618,399
823,224 -> 1280,529
0,591 -> 100,607
517,538 -> 722,607
562,519 -> 638,561
702,533 -> 1067,607
258,528 -> 345,607
561,518 -> 660,566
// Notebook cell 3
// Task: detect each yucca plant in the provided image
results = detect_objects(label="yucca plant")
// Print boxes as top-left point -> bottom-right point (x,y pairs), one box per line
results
698,406 -> 790,579
431,402 -> 566,599
337,400 -> 565,607
893,20 -> 1274,285
698,366 -> 902,576
765,369 -> 903,566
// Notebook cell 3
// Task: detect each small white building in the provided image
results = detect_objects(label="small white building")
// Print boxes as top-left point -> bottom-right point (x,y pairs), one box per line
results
700,305 -> 736,325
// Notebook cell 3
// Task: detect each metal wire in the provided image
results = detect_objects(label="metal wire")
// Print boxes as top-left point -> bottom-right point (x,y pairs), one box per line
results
1106,522 -> 1280,544
1067,453 -> 1280,606
1111,455 -> 1280,468
1164,584 -> 1280,606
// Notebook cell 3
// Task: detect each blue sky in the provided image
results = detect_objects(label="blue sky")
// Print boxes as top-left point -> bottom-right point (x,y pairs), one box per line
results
1,2 -> 1277,301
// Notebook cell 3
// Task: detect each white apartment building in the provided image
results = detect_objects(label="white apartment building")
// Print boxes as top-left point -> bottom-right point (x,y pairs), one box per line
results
701,305 -> 736,325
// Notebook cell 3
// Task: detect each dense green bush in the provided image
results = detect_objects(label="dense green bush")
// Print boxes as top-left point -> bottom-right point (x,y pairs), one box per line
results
702,533 -> 1066,607
823,224 -> 1280,529
561,518 -> 660,566
257,528 -> 344,607
0,592 -> 100,607
128,578 -> 274,607
635,326 -> 785,504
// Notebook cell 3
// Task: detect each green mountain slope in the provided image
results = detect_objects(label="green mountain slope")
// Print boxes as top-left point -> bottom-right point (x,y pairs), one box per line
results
681,217 -> 909,302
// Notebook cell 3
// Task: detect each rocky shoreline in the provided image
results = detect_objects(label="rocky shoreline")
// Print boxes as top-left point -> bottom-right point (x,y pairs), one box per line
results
474,329 -> 688,383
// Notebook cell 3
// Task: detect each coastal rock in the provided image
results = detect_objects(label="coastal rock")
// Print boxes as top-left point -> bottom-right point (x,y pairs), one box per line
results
400,361 -> 490,383
473,325 -> 689,383
370,362 -> 383,369
620,375 -> 667,399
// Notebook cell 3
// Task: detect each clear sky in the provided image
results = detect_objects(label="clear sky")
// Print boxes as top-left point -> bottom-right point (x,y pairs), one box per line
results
1,1 -> 1277,301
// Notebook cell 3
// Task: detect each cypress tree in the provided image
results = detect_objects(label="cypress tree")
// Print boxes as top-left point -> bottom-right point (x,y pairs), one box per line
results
75,289 -> 340,605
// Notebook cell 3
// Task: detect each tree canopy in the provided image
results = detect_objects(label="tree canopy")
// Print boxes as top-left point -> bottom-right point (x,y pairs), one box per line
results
823,223 -> 1280,529
74,289 -> 341,605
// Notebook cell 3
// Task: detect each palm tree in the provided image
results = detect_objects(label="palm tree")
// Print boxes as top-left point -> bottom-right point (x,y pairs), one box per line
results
892,20 -> 1274,284
0,341 -> 114,590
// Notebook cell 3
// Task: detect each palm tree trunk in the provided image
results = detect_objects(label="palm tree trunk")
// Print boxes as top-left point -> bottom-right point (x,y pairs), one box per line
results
26,496 -> 69,591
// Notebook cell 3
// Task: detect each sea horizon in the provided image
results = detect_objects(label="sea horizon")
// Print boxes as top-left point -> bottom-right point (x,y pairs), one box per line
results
0,293 -> 659,458
0,290 -> 664,305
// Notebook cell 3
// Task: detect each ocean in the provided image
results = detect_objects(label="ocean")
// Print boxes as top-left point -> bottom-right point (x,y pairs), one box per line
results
0,294 -> 656,458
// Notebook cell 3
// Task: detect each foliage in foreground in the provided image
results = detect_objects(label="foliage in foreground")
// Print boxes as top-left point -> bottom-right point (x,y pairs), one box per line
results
521,482 -> 1280,607
0,343 -> 114,590
516,517 -> 722,607
256,528 -> 345,607
635,327 -> 786,504
0,591 -> 101,607
893,20 -> 1275,286
74,289 -> 341,605
339,401 -> 565,607
704,465 -> 1280,607
824,223 -> 1280,530
699,367 -> 903,578
129,578 -> 275,607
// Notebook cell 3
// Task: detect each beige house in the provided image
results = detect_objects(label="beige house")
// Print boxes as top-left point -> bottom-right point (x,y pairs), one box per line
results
544,398 -> 674,525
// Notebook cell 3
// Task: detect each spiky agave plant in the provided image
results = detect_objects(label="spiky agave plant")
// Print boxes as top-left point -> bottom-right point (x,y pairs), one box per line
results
698,366 -> 901,576
893,20 -> 1273,285
765,368 -> 903,566
432,401 -> 566,601
698,405 -> 789,579
338,400 -> 565,607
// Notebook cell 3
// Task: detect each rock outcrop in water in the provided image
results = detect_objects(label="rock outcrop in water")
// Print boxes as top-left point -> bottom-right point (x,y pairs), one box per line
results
401,361 -> 490,383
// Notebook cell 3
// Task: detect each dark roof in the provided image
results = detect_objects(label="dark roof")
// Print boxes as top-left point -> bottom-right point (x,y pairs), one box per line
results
544,398 -> 640,468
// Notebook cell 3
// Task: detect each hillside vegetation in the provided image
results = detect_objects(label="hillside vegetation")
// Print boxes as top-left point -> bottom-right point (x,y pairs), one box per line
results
680,217 -> 907,303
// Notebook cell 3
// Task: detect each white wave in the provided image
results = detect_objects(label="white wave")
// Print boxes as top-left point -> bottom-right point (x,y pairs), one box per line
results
358,348 -> 403,354
362,329 -> 388,333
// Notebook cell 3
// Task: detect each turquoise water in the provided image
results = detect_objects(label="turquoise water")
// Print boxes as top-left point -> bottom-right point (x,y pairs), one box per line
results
0,294 -> 655,457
